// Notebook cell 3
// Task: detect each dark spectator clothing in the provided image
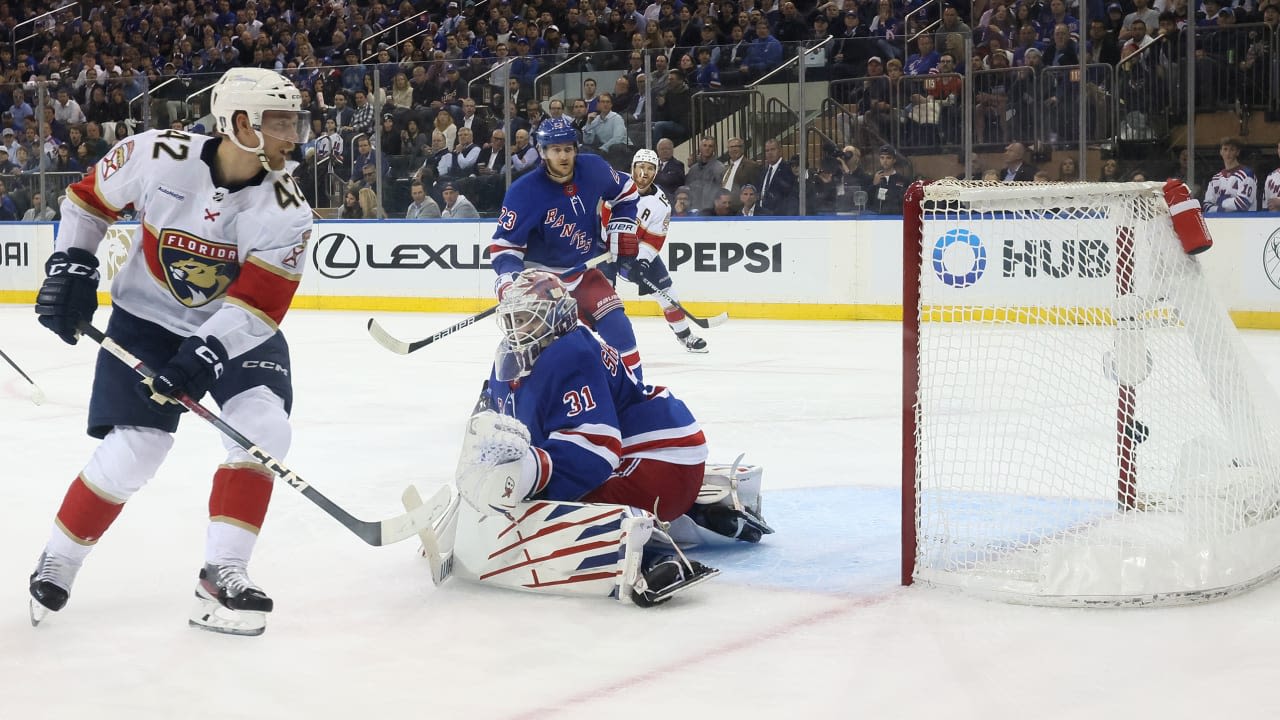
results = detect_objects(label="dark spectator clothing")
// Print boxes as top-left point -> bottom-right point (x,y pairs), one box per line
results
655,157 -> 687,198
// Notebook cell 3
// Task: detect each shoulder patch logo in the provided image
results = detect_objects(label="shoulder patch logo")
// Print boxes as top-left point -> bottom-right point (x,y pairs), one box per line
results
158,229 -> 240,307
100,140 -> 135,180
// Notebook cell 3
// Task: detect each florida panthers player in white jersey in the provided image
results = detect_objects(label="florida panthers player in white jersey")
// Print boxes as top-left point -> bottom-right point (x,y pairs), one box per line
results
622,148 -> 708,352
29,68 -> 313,636
1202,137 -> 1257,213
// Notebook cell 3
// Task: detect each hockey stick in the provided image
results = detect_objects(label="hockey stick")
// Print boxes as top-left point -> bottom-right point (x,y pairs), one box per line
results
78,322 -> 439,547
0,347 -> 45,405
366,252 -> 613,355
402,485 -> 459,585
630,270 -> 729,329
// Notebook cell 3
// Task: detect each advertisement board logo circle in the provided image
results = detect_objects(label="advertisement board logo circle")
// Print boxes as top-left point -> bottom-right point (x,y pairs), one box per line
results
1264,227 -> 1280,291
313,232 -> 359,279
932,229 -> 986,288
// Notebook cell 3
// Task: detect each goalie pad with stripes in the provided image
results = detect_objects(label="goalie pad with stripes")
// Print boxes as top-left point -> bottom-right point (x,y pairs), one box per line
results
450,499 -> 659,602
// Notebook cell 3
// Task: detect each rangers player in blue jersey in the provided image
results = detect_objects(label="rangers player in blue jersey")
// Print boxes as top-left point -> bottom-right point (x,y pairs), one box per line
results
421,269 -> 774,606
488,117 -> 647,378
466,269 -> 719,605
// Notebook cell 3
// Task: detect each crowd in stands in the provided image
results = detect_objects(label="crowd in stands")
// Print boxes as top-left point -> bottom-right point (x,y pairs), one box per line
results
0,0 -> 1279,221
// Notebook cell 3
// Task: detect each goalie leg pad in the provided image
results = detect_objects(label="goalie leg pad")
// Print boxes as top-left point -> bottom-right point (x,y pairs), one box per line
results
452,499 -> 658,600
675,459 -> 775,544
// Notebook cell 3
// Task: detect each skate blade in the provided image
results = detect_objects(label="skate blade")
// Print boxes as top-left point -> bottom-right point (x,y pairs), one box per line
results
29,598 -> 53,627
189,598 -> 267,637
632,567 -> 721,608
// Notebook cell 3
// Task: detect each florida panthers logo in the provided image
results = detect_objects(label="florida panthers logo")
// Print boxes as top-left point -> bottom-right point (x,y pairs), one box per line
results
158,229 -> 239,307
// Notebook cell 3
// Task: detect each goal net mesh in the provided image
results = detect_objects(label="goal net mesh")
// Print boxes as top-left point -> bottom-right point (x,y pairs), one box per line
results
908,179 -> 1280,605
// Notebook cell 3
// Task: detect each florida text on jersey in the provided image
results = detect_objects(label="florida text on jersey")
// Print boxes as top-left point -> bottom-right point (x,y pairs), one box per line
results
60,129 -> 314,357
488,154 -> 640,275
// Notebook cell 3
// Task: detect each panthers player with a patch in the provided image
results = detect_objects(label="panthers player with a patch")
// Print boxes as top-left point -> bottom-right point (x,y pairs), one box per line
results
29,68 -> 313,637
614,148 -> 708,353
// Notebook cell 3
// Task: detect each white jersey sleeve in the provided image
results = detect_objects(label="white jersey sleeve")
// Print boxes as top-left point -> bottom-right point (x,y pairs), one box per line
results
1265,168 -> 1280,210
58,133 -> 150,253
634,189 -> 672,262
57,129 -> 313,358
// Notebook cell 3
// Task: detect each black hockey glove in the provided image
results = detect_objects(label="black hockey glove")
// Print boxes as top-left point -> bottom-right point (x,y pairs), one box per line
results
618,256 -> 650,284
138,335 -> 227,413
35,248 -> 101,345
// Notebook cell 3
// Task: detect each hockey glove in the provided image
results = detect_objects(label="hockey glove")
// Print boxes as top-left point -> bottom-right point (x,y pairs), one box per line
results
495,271 -> 520,299
138,335 -> 228,413
35,248 -> 101,345
455,410 -> 536,517
619,256 -> 651,287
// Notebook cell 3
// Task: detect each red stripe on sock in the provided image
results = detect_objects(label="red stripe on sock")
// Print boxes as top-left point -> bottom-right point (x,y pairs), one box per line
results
209,466 -> 274,531
663,307 -> 686,323
57,476 -> 125,544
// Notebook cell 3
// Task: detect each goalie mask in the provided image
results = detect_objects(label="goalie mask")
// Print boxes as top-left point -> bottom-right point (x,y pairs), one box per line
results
494,270 -> 579,381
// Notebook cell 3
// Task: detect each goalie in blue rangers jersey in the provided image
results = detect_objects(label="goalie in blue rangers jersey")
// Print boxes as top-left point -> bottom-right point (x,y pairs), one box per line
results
27,68 -> 313,636
488,116 -> 649,379
613,148 -> 707,353
412,270 -> 773,607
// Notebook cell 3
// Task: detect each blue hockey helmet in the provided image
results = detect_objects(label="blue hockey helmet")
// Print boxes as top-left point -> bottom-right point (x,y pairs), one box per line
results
535,116 -> 578,148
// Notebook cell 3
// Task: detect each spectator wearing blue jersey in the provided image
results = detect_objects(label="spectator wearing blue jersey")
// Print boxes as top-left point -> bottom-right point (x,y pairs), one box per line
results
692,47 -> 722,91
740,21 -> 783,82
510,38 -> 540,88
905,33 -> 941,75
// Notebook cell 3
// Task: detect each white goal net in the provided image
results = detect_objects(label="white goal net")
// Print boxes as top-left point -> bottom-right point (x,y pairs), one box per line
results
902,179 -> 1280,606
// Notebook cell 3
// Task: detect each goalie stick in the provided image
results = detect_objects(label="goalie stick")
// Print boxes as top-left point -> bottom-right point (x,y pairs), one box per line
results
0,347 -> 45,405
366,253 -> 613,355
78,322 -> 439,547
629,269 -> 728,329
402,485 -> 459,585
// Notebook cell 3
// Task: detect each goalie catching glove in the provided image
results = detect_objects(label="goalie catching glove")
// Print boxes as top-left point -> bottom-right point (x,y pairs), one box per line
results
455,410 -> 546,516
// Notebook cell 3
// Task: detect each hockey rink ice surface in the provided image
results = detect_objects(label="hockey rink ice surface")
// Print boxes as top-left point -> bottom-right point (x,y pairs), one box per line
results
4,305 -> 1280,719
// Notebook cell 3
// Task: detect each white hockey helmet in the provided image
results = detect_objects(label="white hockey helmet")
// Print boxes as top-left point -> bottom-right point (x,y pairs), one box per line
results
494,270 -> 579,380
632,148 -> 659,170
210,67 -> 310,172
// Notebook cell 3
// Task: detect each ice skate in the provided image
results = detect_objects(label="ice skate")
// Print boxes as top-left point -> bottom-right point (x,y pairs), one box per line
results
630,554 -> 719,608
189,562 -> 273,636
674,328 -> 708,354
29,551 -> 82,627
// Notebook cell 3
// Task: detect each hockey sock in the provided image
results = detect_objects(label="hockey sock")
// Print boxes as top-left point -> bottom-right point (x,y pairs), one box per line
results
593,310 -> 643,381
662,305 -> 691,336
208,465 -> 274,535
52,475 -> 126,550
